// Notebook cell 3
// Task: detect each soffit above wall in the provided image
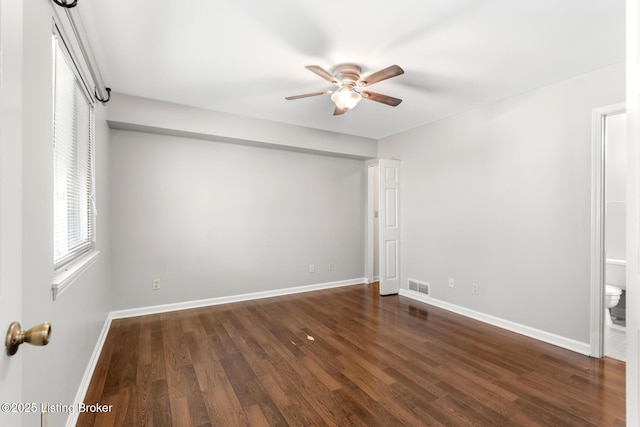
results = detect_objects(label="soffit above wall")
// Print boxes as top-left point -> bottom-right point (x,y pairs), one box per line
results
107,93 -> 378,159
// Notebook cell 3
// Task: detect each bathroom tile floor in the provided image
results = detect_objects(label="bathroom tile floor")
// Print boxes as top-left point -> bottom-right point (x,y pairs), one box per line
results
605,323 -> 626,361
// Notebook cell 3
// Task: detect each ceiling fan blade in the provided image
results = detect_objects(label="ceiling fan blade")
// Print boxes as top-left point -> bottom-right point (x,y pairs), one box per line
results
306,65 -> 339,85
333,106 -> 347,116
361,91 -> 402,107
358,65 -> 404,87
285,90 -> 331,100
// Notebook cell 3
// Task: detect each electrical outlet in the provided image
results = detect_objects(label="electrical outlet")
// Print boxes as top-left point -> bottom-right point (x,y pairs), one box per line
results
329,263 -> 334,271
448,278 -> 455,288
309,264 -> 315,273
472,283 -> 479,295
152,279 -> 160,290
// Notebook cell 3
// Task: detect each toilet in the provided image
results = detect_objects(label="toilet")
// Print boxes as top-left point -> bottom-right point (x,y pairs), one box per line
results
605,284 -> 623,325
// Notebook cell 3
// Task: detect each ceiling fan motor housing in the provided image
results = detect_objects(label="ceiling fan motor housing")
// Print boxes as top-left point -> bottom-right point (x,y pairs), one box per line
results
333,64 -> 361,87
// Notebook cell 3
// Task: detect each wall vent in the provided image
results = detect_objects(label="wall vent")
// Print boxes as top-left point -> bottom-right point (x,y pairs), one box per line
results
408,279 -> 430,296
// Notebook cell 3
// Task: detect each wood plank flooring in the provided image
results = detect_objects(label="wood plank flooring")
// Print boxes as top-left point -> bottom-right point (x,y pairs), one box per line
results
78,283 -> 626,426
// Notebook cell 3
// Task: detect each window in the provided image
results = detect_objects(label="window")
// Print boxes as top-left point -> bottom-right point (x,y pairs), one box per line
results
53,32 -> 95,269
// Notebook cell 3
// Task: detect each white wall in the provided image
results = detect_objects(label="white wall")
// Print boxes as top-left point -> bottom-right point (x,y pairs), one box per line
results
605,113 -> 627,261
20,2 -> 111,426
605,113 -> 627,291
379,63 -> 625,343
110,129 -> 365,310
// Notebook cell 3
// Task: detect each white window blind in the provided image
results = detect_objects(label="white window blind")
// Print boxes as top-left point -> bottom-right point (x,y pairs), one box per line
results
53,33 -> 95,269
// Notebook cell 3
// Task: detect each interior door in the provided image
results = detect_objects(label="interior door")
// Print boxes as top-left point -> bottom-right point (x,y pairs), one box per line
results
378,159 -> 401,295
0,0 -> 24,423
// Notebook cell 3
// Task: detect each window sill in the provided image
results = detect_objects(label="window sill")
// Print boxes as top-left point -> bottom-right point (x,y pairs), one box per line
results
52,250 -> 100,301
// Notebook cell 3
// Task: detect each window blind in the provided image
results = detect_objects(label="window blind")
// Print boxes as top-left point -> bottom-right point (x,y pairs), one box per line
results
53,34 -> 95,268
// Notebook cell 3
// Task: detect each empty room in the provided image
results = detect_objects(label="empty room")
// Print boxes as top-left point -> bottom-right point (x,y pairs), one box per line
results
1,0 -> 638,426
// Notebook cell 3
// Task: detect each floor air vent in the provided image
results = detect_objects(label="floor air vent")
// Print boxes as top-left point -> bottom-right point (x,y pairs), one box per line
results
408,279 -> 430,296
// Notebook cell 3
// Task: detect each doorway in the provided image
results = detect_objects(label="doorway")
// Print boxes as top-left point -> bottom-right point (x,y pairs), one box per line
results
365,160 -> 378,285
590,103 -> 626,359
365,159 -> 401,295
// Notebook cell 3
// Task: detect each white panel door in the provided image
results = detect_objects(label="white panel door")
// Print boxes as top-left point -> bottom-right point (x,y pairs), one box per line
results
0,0 -> 23,424
378,159 -> 400,295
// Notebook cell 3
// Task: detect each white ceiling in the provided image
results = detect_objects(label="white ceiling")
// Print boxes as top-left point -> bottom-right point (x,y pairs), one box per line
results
77,0 -> 625,140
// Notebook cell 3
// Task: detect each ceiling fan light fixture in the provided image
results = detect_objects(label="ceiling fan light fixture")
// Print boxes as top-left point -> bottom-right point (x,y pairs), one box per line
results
331,87 -> 362,110
286,64 -> 403,115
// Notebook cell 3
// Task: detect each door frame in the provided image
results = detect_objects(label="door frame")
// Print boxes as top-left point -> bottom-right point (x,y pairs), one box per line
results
364,160 -> 378,284
590,102 -> 626,357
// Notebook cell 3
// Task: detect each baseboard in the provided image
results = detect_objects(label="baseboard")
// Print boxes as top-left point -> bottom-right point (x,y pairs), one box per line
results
110,277 -> 366,319
66,315 -> 114,427
399,289 -> 591,356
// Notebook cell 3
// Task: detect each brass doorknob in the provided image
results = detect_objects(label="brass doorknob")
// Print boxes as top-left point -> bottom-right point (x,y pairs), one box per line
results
5,322 -> 51,356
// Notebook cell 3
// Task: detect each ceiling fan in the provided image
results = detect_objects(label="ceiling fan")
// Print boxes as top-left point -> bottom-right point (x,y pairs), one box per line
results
285,64 -> 404,115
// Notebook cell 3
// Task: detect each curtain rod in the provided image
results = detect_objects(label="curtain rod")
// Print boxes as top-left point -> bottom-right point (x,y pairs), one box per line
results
53,0 -> 111,103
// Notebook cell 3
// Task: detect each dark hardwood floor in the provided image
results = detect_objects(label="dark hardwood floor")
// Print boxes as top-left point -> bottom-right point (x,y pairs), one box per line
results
78,283 -> 626,426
